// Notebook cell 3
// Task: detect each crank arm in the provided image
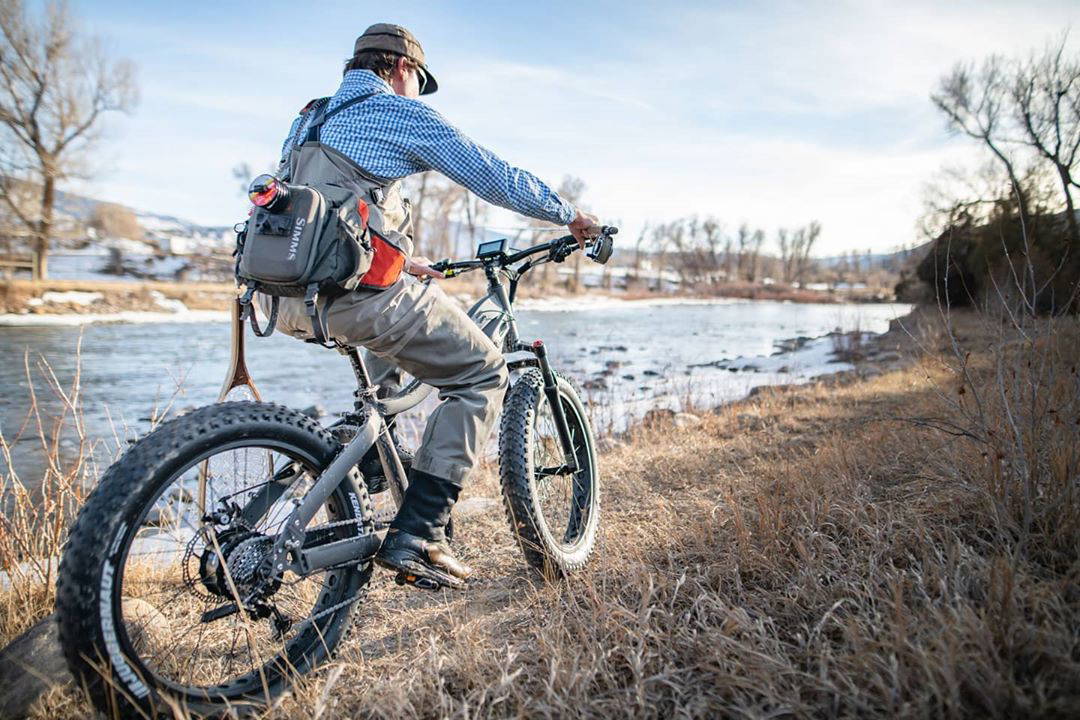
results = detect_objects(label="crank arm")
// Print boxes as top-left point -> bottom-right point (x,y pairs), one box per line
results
201,602 -> 239,624
289,533 -> 382,577
537,464 -> 576,477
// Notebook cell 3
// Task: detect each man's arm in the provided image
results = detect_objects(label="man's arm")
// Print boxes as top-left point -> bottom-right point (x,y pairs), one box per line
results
403,103 -> 578,226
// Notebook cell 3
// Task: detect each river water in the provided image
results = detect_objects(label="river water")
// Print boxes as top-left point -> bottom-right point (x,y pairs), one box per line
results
0,298 -> 909,486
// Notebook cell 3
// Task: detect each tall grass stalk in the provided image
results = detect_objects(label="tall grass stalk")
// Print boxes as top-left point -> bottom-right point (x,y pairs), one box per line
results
0,339 -> 95,642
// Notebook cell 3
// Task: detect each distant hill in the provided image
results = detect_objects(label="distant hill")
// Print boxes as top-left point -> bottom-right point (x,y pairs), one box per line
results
51,188 -> 233,251
815,244 -> 930,272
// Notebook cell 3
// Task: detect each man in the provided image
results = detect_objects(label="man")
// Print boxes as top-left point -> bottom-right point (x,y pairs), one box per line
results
260,23 -> 599,589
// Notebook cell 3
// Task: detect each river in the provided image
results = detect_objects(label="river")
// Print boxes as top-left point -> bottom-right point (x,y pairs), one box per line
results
0,298 -> 909,486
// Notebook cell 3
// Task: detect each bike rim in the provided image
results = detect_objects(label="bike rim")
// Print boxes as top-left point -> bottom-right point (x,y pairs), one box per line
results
530,389 -> 596,553
110,439 -> 362,701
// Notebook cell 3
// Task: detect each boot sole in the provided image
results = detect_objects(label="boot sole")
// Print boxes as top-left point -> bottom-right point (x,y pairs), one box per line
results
374,556 -> 466,591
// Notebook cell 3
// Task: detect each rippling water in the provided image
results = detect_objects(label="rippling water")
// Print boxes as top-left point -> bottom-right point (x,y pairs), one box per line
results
0,299 -> 909,486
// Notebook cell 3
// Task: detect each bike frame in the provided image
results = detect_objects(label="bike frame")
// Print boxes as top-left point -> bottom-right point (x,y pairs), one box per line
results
236,238 -> 590,582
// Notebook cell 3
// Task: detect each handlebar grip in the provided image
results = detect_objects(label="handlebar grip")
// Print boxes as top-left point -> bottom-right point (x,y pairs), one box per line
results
430,258 -> 450,272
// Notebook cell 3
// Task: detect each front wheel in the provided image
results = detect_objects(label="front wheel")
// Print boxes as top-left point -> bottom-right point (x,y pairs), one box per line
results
499,369 -> 600,576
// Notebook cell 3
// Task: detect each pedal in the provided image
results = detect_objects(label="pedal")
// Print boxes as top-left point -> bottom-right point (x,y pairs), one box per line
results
201,602 -> 239,624
393,570 -> 442,591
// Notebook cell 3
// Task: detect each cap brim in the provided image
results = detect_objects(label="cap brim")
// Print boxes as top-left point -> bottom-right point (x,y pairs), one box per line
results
419,64 -> 438,95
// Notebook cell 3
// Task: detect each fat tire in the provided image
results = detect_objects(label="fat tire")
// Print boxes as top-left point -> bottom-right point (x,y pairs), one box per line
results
499,369 -> 600,577
56,401 -> 374,719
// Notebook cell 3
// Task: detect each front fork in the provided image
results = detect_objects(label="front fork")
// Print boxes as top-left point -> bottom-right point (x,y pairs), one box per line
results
524,340 -> 579,473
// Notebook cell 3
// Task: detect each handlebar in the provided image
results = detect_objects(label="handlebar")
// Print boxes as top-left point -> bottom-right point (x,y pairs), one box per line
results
431,226 -> 618,277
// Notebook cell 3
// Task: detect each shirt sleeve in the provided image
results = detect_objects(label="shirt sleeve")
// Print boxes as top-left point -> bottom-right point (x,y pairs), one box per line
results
402,103 -> 577,226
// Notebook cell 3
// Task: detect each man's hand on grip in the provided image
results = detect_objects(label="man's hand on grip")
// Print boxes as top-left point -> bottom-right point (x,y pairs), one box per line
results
406,256 -> 445,280
568,210 -> 601,248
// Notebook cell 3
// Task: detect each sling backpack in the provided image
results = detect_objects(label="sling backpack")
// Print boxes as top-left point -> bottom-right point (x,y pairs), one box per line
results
234,93 -> 408,343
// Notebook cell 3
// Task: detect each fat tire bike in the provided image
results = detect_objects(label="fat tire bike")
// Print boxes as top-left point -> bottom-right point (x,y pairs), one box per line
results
55,227 -> 617,718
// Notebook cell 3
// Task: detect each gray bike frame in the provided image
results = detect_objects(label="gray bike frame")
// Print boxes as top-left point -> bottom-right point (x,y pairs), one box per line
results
239,268 -> 532,582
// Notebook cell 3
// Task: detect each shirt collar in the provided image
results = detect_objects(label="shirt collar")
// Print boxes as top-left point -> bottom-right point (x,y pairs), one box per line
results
339,69 -> 393,99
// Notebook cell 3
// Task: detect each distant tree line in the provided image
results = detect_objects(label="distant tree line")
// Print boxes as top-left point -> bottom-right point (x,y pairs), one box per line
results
634,217 -> 825,289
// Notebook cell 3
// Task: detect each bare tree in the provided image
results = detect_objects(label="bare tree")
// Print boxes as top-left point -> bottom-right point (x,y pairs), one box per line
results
0,0 -> 137,279
1011,34 -> 1080,246
746,228 -> 765,282
734,223 -> 751,280
793,221 -> 821,285
932,56 -> 1029,222
776,228 -> 791,282
699,217 -> 723,282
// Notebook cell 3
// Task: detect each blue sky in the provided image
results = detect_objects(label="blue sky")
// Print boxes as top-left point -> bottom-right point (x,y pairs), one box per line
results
66,0 -> 1078,254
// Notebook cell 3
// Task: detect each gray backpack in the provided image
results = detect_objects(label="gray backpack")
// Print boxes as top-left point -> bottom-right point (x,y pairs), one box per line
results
234,93 -> 407,342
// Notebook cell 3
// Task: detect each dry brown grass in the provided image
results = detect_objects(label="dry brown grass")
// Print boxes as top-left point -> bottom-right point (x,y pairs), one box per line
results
4,308 -> 1079,719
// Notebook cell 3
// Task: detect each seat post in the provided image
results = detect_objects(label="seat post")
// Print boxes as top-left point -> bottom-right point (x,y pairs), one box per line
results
337,344 -> 375,408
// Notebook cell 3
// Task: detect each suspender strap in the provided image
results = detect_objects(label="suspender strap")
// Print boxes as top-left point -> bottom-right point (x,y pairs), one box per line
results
239,287 -> 278,338
304,92 -> 378,143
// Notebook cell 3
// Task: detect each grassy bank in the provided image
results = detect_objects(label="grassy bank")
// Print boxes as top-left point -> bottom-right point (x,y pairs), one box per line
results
2,306 -> 1078,718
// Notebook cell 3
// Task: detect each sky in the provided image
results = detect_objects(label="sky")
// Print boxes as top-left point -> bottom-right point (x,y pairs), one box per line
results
62,0 -> 1079,256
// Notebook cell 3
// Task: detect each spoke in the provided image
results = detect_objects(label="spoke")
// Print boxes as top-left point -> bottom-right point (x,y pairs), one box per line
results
111,441 -> 358,693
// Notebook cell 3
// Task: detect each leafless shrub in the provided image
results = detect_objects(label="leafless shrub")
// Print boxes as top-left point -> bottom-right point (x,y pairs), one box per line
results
88,202 -> 142,241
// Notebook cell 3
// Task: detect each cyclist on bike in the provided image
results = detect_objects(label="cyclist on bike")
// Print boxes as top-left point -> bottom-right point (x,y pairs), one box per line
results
258,23 -> 599,589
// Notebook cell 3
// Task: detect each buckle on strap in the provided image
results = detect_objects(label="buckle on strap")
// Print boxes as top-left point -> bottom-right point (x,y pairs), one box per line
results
304,284 -> 318,316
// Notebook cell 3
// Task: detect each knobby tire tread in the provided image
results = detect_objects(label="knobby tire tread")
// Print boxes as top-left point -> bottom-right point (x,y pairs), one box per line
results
498,370 -> 599,577
56,401 -> 373,719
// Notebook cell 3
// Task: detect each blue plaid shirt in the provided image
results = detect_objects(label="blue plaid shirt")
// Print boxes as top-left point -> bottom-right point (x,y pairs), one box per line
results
279,70 -> 576,226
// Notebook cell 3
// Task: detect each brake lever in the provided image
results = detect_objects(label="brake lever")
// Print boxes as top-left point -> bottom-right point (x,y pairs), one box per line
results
548,238 -> 576,264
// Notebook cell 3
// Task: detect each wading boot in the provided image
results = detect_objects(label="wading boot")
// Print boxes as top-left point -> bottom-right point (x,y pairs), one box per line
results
375,468 -> 469,589
375,529 -> 472,590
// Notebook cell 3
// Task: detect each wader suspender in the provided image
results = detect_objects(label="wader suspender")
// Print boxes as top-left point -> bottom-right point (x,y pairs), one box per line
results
240,91 -> 380,344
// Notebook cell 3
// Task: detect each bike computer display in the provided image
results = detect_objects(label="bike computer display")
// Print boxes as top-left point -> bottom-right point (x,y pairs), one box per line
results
476,238 -> 509,260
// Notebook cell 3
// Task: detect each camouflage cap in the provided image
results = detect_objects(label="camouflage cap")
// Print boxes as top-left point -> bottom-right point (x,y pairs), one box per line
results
353,23 -> 438,95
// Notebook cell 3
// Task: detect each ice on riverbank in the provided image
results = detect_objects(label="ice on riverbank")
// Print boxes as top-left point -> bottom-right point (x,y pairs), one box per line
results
0,309 -> 229,326
515,295 -> 748,312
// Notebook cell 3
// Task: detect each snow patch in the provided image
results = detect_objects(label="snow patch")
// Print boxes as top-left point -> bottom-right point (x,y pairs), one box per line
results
148,290 -> 188,313
28,291 -> 105,307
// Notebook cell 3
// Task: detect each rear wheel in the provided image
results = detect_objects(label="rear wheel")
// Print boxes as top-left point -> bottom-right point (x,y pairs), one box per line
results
56,402 -> 374,718
499,369 -> 600,576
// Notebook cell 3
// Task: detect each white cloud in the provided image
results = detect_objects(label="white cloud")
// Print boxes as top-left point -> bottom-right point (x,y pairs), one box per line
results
74,1 -> 1080,257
